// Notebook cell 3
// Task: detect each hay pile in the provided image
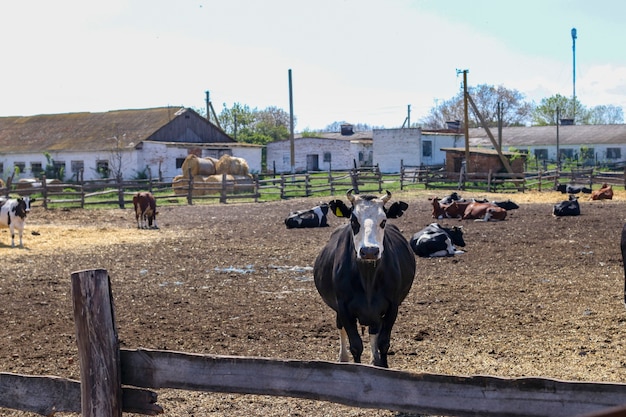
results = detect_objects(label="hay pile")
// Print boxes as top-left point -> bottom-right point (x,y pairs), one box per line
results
173,154 -> 253,195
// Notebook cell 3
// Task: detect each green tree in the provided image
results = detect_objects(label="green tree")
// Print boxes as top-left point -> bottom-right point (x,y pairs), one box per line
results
588,104 -> 624,124
218,103 -> 291,145
420,84 -> 533,129
531,94 -> 587,125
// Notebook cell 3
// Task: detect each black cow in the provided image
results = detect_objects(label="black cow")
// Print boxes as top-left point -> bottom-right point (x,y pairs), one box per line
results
284,203 -> 329,228
555,183 -> 592,194
493,200 -> 520,210
439,192 -> 463,205
553,195 -> 580,216
313,190 -> 416,368
410,223 -> 465,257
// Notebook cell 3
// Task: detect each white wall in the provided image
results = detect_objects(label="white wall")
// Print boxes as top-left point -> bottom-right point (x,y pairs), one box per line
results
373,128 -> 422,173
266,138 -> 368,173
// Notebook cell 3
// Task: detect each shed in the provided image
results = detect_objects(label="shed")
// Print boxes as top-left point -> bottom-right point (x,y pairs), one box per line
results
441,147 -> 527,174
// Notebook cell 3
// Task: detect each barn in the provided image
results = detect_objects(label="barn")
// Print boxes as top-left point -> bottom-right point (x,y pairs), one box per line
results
441,147 -> 527,174
265,124 -> 372,173
0,107 -> 262,182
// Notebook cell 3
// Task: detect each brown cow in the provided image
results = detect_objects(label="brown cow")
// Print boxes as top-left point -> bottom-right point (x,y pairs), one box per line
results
431,197 -> 470,219
133,192 -> 159,229
462,202 -> 507,221
590,184 -> 613,200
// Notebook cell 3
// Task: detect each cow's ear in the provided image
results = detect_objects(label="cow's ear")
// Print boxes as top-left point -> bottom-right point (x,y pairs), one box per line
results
329,200 -> 351,218
386,201 -> 409,219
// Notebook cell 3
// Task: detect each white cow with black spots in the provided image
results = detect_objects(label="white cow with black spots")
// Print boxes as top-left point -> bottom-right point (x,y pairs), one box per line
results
0,196 -> 33,247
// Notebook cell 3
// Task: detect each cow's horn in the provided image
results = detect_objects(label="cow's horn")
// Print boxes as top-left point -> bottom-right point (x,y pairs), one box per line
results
347,189 -> 356,203
381,190 -> 391,203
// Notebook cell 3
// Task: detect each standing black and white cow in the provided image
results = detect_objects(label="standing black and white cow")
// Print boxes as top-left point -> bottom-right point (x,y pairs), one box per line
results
313,190 -> 416,368
410,223 -> 465,257
284,203 -> 329,228
0,196 -> 33,247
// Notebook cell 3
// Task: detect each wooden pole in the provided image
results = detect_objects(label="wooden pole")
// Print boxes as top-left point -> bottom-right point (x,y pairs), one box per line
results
71,269 -> 122,417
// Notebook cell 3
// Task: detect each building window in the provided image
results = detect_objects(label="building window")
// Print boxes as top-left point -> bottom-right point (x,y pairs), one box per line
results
0,162 -> 3,175
176,158 -> 186,169
560,149 -> 574,160
323,152 -> 331,163
71,160 -> 84,174
607,148 -> 621,159
14,162 -> 26,175
31,162 -> 43,177
534,149 -> 548,160
96,160 -> 109,178
422,141 -> 433,157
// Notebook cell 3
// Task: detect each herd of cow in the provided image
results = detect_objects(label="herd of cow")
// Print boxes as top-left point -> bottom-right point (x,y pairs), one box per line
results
0,183 -> 622,370
286,184 -> 622,368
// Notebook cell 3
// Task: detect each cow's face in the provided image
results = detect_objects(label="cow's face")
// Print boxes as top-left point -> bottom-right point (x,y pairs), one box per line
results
330,190 -> 408,262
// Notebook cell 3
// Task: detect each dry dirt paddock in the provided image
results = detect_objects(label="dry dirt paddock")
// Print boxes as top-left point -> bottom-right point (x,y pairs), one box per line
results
2,189 -> 626,417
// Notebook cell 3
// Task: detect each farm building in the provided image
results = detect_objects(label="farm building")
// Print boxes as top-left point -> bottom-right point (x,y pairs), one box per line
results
0,107 -> 262,182
265,124 -> 373,173
468,124 -> 626,167
373,128 -> 464,173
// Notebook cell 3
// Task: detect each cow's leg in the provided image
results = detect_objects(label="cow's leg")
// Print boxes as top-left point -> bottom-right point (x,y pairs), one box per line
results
338,311 -> 363,363
9,224 -> 15,248
17,225 -> 24,248
338,328 -> 351,362
369,332 -> 380,365
375,305 -> 399,368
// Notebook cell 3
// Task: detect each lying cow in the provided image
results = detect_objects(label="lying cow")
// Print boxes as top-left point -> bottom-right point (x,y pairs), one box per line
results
410,223 -> 465,257
553,195 -> 580,216
133,192 -> 158,229
462,202 -> 507,221
0,196 -> 33,247
431,197 -> 470,219
284,203 -> 329,228
555,183 -> 592,194
314,190 -> 415,368
590,183 -> 613,200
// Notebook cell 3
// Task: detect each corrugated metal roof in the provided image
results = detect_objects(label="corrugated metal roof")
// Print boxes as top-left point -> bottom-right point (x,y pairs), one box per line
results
0,107 -> 189,153
468,124 -> 626,147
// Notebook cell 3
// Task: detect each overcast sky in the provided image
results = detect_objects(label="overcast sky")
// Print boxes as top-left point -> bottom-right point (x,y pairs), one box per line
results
1,0 -> 624,131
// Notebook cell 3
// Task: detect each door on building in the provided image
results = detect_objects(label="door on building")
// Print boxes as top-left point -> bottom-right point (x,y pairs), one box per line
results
306,154 -> 319,171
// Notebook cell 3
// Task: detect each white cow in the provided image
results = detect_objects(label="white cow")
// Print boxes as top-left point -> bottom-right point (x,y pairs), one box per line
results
0,196 -> 33,247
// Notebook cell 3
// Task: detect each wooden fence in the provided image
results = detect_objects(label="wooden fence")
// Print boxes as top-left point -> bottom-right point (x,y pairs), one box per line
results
2,268 -> 626,417
399,162 -> 626,193
2,165 -> 626,209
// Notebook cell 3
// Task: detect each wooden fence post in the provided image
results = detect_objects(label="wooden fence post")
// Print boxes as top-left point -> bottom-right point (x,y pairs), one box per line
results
71,269 -> 122,417
41,174 -> 48,210
400,160 -> 405,190
117,176 -> 125,209
220,173 -> 227,204
305,174 -> 310,197
147,167 -> 153,193
187,168 -> 193,205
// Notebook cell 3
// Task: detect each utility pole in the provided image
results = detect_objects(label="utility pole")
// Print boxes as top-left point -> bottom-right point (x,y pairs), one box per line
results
457,69 -> 470,172
288,69 -> 295,174
571,28 -> 577,123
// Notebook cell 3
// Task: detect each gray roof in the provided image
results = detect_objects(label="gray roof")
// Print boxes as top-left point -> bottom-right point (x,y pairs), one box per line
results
468,124 -> 626,147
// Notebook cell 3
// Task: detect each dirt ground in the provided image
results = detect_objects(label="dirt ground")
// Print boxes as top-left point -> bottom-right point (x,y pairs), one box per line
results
2,189 -> 626,417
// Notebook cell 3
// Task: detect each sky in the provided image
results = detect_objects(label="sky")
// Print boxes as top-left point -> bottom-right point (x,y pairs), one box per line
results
1,0 -> 625,131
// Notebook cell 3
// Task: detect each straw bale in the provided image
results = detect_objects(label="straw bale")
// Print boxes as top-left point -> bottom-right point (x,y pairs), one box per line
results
172,175 -> 188,196
203,174 -> 235,194
181,155 -> 218,178
215,155 -> 249,176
